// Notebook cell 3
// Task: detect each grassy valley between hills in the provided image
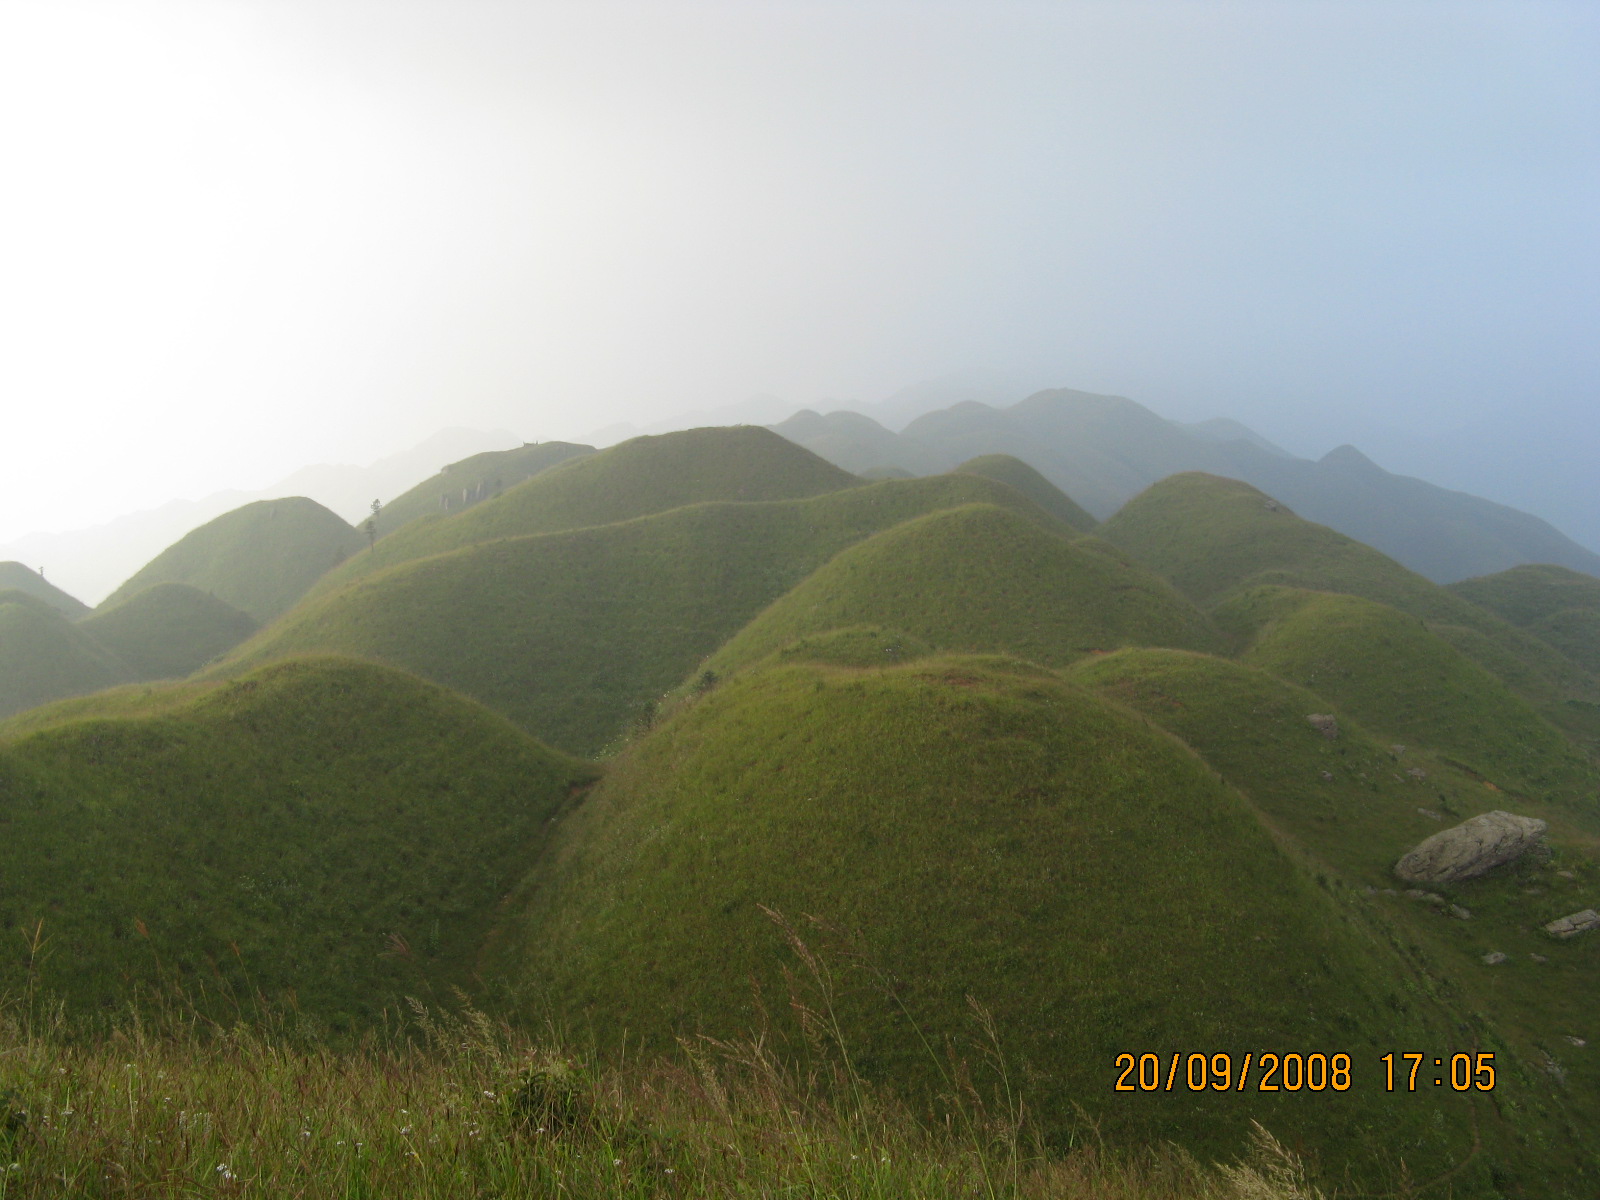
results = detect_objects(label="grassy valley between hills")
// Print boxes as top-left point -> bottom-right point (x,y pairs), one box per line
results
5,424 -> 1600,1196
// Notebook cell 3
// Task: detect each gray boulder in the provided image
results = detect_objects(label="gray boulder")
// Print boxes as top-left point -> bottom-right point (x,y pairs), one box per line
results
1544,910 -> 1600,940
1393,811 -> 1549,884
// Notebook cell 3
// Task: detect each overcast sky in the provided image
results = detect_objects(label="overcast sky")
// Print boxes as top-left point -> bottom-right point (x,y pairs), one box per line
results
3,0 -> 1597,547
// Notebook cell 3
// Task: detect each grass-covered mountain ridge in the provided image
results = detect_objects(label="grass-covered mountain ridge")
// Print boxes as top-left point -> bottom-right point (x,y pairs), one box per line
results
5,422 -> 1600,1195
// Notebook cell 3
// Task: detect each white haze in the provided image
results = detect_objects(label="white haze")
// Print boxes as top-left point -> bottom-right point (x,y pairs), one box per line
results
2,1 -> 1596,555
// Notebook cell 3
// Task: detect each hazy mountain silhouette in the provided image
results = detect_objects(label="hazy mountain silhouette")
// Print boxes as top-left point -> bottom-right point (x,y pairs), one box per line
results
771,388 -> 1600,583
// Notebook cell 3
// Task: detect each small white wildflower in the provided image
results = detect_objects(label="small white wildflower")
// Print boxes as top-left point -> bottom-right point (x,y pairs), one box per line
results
665,1167 -> 675,1174
613,1158 -> 622,1166
483,1090 -> 495,1099
301,1130 -> 310,1139
400,1126 -> 412,1135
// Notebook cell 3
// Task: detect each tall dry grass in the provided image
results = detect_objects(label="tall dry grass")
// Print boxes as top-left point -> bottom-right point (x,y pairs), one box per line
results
0,970 -> 1323,1199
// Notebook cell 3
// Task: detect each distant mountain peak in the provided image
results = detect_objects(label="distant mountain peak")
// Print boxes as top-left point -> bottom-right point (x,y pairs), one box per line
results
1319,444 -> 1381,471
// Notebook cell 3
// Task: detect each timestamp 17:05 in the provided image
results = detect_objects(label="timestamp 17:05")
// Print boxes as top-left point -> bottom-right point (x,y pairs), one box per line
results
1383,1052 -> 1495,1092
1112,1052 -> 1496,1092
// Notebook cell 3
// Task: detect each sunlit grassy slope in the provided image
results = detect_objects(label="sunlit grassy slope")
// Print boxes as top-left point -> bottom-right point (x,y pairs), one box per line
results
308,426 -> 864,598
1068,646 -> 1600,1184
950,454 -> 1097,531
100,497 -> 366,623
374,439 -> 595,533
0,656 -> 590,1032
0,561 -> 89,618
1214,585 -> 1598,805
0,591 -> 131,719
213,474 -> 1077,756
491,653 -> 1499,1191
705,503 -> 1219,676
79,582 -> 257,680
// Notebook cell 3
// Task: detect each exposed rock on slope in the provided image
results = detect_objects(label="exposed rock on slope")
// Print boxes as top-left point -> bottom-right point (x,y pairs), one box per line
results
1394,811 -> 1549,883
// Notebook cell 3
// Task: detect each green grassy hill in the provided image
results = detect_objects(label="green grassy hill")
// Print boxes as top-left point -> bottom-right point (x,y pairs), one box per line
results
373,440 -> 595,533
100,497 -> 366,623
1214,585 -> 1597,805
0,561 -> 90,618
490,653 -> 1503,1191
310,426 -> 864,597
0,590 -> 132,719
211,474 -> 1075,756
706,503 -> 1218,676
79,582 -> 257,680
0,656 -> 590,1032
949,454 -> 1097,531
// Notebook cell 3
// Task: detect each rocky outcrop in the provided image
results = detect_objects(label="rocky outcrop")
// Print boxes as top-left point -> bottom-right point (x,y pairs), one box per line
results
1306,714 -> 1339,739
1393,811 -> 1548,884
1544,910 -> 1600,939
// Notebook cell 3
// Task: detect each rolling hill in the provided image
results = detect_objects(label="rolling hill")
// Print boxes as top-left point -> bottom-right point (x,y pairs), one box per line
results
308,425 -> 865,598
99,497 -> 366,624
490,652 -> 1505,1190
0,656 -> 591,1031
210,473 -> 1083,756
705,503 -> 1218,676
79,582 -> 258,681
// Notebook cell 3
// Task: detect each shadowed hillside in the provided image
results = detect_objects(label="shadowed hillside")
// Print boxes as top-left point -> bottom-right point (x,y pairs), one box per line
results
0,657 -> 590,1031
79,582 -> 257,681
100,497 -> 366,623
491,653 -> 1502,1191
211,474 -> 1079,756
0,590 -> 131,718
0,561 -> 90,618
706,503 -> 1217,676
